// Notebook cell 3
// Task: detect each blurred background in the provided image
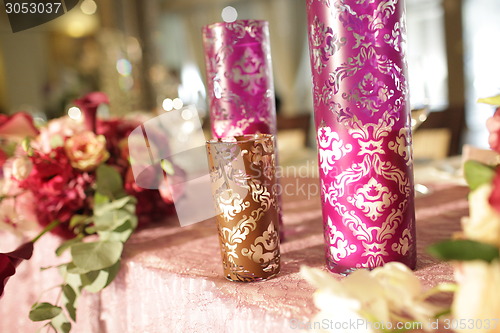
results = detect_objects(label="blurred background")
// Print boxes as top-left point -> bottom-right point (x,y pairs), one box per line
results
0,0 -> 499,164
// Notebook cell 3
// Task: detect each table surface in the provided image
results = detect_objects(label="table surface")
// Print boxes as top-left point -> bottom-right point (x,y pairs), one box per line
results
0,175 -> 469,333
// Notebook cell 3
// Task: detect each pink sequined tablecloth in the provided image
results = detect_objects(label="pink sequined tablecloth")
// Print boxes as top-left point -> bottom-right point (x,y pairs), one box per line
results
0,177 -> 469,333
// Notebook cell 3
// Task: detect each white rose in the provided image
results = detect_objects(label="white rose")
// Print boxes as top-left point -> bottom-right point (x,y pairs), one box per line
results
463,184 -> 500,248
301,266 -> 387,333
301,264 -> 442,332
452,260 -> 500,333
11,156 -> 33,180
372,262 -> 440,325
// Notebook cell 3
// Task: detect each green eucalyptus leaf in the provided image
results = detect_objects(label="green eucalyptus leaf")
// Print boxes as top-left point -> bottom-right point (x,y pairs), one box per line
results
61,285 -> 77,322
94,196 -> 136,216
85,226 -> 97,235
55,235 -> 84,257
463,160 -> 495,191
123,202 -> 136,215
66,262 -> 92,275
128,214 -> 138,230
29,303 -> 62,321
70,241 -> 123,272
80,270 -> 100,287
40,265 -> 57,271
81,261 -> 121,293
50,312 -> 72,333
427,239 -> 500,262
94,209 -> 131,232
478,94 -> 500,106
98,219 -> 136,242
69,215 -> 90,229
94,192 -> 110,206
59,264 -> 83,293
96,165 -> 125,199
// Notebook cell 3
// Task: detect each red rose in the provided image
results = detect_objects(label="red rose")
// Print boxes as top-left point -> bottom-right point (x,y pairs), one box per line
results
74,92 -> 109,133
19,148 -> 93,238
124,167 -> 175,227
0,242 -> 33,297
97,118 -> 139,175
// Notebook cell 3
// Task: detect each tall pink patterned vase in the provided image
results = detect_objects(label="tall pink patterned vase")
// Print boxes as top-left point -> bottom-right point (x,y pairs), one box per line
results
202,20 -> 283,237
306,0 -> 416,274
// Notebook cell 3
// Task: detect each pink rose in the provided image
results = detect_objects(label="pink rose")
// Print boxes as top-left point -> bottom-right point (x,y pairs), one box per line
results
64,131 -> 110,171
0,112 -> 39,139
489,167 -> 500,217
486,107 -> 500,153
36,116 -> 84,153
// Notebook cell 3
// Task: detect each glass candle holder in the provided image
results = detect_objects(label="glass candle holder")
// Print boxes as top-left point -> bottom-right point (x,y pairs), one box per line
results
202,19 -> 284,240
306,0 -> 416,274
206,134 -> 280,282
202,20 -> 277,138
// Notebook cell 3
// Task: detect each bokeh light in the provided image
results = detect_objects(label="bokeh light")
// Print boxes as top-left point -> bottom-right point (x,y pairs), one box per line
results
81,0 -> 97,15
221,6 -> 238,23
173,98 -> 183,110
116,59 -> 132,76
162,98 -> 174,111
68,107 -> 82,120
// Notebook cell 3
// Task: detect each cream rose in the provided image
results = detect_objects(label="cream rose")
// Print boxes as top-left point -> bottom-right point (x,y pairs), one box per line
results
301,263 -> 441,332
11,156 -> 33,180
64,131 -> 109,171
463,184 -> 500,248
452,260 -> 500,333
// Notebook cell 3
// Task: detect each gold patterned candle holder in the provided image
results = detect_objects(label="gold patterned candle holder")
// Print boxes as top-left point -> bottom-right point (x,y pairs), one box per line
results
206,134 -> 281,282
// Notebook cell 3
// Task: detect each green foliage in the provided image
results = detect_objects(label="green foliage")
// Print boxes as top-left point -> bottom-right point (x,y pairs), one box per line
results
463,160 -> 495,191
71,241 -> 123,272
95,164 -> 126,199
55,235 -> 84,257
29,303 -> 62,321
33,164 -> 138,332
61,285 -> 77,321
81,261 -> 121,293
427,239 -> 500,263
50,312 -> 72,333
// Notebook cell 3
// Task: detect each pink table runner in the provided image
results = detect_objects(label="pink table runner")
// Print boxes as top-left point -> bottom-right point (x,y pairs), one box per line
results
0,177 -> 468,332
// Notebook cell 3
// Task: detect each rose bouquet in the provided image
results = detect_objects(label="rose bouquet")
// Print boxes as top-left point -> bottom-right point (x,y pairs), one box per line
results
0,92 -> 176,332
428,94 -> 500,333
300,95 -> 500,333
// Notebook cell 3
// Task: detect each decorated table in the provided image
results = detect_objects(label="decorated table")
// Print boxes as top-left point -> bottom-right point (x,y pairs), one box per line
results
0,173 -> 468,333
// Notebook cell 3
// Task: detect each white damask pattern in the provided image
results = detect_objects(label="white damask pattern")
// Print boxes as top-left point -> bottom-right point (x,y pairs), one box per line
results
317,126 -> 352,175
348,177 -> 398,221
326,217 -> 357,261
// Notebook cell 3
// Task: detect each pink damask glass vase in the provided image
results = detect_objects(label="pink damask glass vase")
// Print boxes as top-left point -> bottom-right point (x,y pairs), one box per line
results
306,0 -> 416,274
202,20 -> 277,138
202,20 -> 284,238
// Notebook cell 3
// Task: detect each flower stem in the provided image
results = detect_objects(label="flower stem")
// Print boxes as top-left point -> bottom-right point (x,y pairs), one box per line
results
31,220 -> 60,243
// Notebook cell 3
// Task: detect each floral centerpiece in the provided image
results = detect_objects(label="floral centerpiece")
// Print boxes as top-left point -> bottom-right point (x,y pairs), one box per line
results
0,92 -> 176,332
300,95 -> 500,333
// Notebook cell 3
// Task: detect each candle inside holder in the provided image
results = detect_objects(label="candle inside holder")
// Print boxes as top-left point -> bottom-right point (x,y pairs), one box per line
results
206,134 -> 280,282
